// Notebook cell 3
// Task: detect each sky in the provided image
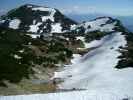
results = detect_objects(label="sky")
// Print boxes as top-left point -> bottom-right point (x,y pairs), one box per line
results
0,0 -> 133,16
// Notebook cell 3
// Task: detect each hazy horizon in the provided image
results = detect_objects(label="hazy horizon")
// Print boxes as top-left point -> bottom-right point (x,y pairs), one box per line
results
0,0 -> 133,16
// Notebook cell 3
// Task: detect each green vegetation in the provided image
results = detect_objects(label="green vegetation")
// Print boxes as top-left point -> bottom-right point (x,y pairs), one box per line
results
0,27 -> 34,84
0,26 -> 73,86
85,31 -> 107,42
114,20 -> 127,33
116,32 -> 133,69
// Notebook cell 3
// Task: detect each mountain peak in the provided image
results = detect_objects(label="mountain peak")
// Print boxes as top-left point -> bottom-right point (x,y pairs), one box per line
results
21,4 -> 49,8
0,4 -> 77,34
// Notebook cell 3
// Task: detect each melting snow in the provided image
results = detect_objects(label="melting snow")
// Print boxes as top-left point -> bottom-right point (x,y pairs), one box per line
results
26,34 -> 40,38
73,17 -> 116,33
53,32 -> 133,98
83,18 -> 116,33
71,54 -> 82,64
18,49 -> 24,53
54,32 -> 128,89
70,24 -> 77,30
28,22 -> 42,33
32,7 -> 53,12
32,7 -> 56,22
100,22 -> 116,32
9,19 -> 21,29
76,36 -> 84,41
0,20 -> 5,24
76,36 -> 102,48
51,23 -> 62,33
14,54 -> 22,59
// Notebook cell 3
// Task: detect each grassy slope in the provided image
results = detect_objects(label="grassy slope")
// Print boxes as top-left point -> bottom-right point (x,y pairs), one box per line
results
0,26 -> 73,86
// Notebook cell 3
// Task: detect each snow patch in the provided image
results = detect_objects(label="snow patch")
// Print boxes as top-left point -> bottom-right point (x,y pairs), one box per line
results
71,24 -> 77,30
84,18 -> 116,33
27,34 -> 40,38
32,7 -> 56,22
32,7 -> 52,12
76,36 -> 84,41
0,20 -> 5,24
71,54 -> 82,64
9,19 -> 21,29
28,22 -> 42,33
51,23 -> 62,33
14,54 -> 22,59
76,36 -> 102,48
18,49 -> 24,53
73,17 -> 116,33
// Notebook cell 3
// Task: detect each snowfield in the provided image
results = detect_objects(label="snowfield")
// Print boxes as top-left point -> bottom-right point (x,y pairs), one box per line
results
53,32 -> 133,97
1,32 -> 133,100
1,90 -> 132,100
28,22 -> 42,33
54,32 -> 129,90
76,36 -> 103,48
32,7 -> 56,22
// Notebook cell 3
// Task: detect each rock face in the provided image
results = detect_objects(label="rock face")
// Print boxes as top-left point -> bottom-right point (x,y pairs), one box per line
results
0,4 -> 77,34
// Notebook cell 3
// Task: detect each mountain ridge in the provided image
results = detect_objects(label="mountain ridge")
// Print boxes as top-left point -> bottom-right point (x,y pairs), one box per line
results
0,4 -> 133,96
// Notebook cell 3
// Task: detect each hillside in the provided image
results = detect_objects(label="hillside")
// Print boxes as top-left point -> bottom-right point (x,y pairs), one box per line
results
0,4 -> 133,99
0,26 -> 76,94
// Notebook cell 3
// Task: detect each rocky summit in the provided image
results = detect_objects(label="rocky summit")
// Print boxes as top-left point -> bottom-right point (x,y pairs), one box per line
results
0,4 -> 77,34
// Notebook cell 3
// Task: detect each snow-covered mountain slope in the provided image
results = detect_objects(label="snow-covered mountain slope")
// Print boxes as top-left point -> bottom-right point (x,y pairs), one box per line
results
0,38 -> 133,98
0,4 -> 77,34
0,90 -> 131,100
3,33 -> 132,100
1,20 -> 132,100
0,4 -> 133,100
54,32 -> 131,90
70,17 -> 122,34
51,21 -> 133,98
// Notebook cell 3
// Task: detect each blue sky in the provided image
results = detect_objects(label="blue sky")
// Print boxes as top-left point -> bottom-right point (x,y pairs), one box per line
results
0,0 -> 133,16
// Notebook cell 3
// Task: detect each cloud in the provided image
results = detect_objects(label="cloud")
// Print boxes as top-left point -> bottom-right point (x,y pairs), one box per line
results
60,5 -> 97,14
60,5 -> 133,16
